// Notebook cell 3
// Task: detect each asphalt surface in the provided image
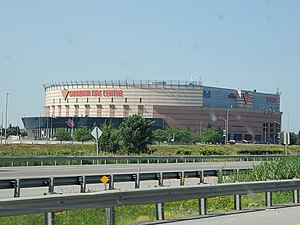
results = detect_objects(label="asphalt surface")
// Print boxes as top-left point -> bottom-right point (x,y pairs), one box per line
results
166,206 -> 300,225
0,161 -> 260,178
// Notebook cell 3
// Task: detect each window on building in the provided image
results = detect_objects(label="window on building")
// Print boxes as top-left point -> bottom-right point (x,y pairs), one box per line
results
74,105 -> 79,116
111,98 -> 114,103
65,105 -> 69,117
123,105 -> 129,117
139,98 -> 142,103
138,105 -> 144,116
98,98 -> 101,103
125,98 -> 128,103
110,105 -> 115,117
85,105 -> 90,116
51,105 -> 55,116
97,105 -> 102,117
87,98 -> 89,103
58,105 -> 61,117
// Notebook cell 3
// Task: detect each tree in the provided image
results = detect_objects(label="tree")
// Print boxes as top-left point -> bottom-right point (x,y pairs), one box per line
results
153,129 -> 169,144
98,125 -> 120,153
73,126 -> 93,142
200,127 -> 223,144
119,115 -> 154,154
6,124 -> 18,136
53,128 -> 71,142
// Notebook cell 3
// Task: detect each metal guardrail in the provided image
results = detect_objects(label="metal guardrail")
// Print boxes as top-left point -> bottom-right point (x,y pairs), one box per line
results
0,179 -> 299,224
1,168 -> 239,198
0,155 -> 288,167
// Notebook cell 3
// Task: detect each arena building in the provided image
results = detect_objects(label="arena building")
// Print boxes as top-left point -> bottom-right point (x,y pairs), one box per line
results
22,80 -> 282,143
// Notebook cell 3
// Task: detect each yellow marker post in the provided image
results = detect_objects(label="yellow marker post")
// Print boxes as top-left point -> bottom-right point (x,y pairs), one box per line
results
100,176 -> 109,184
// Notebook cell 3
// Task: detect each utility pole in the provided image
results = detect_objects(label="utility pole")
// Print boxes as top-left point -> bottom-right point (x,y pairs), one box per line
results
226,109 -> 229,143
219,116 -> 227,145
0,109 -> 3,144
4,93 -> 10,144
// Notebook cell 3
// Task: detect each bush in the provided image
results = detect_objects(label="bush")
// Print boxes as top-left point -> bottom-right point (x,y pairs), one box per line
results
237,149 -> 284,155
200,149 -> 225,155
176,149 -> 192,155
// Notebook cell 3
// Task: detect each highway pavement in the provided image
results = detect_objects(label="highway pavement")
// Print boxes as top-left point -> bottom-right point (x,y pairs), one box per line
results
0,161 -> 260,178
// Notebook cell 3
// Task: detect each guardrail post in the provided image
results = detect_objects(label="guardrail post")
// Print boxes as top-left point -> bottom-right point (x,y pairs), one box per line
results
234,194 -> 242,210
265,192 -> 272,207
156,172 -> 165,221
199,170 -> 204,184
198,197 -> 207,216
48,177 -> 54,193
105,208 -> 115,225
45,212 -> 55,225
44,177 -> 55,225
218,169 -> 223,183
109,175 -> 114,190
12,179 -> 20,197
105,175 -> 115,225
235,169 -> 240,180
156,202 -> 165,221
134,174 -> 140,188
180,171 -> 185,186
293,189 -> 299,204
79,176 -> 86,193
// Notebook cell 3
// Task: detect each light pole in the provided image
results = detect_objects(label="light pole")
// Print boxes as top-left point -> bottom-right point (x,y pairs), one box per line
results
226,109 -> 229,142
4,93 -> 10,144
199,120 -> 203,136
0,109 -> 3,144
219,116 -> 227,145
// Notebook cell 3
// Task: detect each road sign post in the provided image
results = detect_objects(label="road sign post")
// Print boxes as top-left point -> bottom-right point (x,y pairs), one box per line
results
283,131 -> 290,155
91,127 -> 102,156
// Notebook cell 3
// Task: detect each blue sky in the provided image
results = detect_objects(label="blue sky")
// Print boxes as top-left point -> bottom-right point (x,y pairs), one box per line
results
0,0 -> 299,131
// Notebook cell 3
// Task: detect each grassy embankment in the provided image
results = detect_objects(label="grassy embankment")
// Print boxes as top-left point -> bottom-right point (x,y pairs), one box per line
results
1,143 -> 300,156
0,144 -> 300,224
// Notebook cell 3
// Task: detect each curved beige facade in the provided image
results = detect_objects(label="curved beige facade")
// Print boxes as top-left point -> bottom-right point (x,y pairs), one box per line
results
44,80 -> 203,118
41,80 -> 282,143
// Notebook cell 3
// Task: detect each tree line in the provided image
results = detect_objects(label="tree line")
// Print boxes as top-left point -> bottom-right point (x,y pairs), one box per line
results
53,115 -> 224,154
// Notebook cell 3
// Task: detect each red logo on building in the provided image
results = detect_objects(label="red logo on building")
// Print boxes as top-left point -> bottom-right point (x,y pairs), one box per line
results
243,92 -> 251,104
61,90 -> 69,100
61,89 -> 123,100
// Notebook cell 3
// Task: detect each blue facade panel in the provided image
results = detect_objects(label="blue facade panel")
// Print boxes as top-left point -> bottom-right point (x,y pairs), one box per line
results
203,86 -> 237,108
252,92 -> 280,111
